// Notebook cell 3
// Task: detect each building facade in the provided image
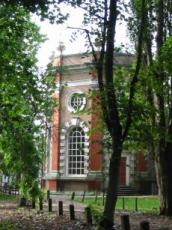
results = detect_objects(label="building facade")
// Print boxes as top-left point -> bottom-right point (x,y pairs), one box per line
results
42,53 -> 153,193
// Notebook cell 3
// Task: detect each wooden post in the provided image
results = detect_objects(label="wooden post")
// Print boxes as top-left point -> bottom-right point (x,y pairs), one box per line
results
122,197 -> 125,210
48,198 -> 52,212
59,201 -> 63,216
140,221 -> 150,230
82,191 -> 86,202
19,197 -> 27,207
85,206 -> 92,225
39,198 -> 43,211
69,204 -> 75,220
71,191 -> 75,201
135,197 -> 138,211
102,191 -> 105,206
121,214 -> 131,230
47,190 -> 50,200
32,199 -> 36,209
95,191 -> 98,203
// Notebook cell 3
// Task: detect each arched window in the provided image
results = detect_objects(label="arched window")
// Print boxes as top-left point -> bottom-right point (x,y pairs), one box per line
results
68,127 -> 85,175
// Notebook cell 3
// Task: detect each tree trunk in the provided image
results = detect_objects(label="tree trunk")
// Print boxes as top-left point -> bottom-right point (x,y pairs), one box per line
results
154,0 -> 172,216
99,136 -> 122,229
155,124 -> 172,215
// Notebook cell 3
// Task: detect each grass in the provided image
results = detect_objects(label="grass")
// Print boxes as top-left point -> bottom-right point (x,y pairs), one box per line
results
0,220 -> 20,230
116,196 -> 159,212
0,194 -> 18,202
75,195 -> 160,213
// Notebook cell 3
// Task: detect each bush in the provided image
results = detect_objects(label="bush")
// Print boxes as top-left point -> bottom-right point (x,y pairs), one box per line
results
89,204 -> 103,225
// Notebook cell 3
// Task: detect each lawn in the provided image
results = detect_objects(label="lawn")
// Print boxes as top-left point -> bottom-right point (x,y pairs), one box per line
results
75,195 -> 160,213
0,194 -> 18,202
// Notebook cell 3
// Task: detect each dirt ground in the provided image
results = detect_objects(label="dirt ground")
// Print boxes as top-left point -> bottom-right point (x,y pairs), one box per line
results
115,211 -> 172,229
0,199 -> 172,229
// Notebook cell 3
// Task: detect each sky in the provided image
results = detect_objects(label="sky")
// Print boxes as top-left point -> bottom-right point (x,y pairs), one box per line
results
32,6 -> 130,70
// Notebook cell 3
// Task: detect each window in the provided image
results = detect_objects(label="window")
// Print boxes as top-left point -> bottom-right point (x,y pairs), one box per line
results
68,92 -> 86,112
71,93 -> 84,111
68,127 -> 85,175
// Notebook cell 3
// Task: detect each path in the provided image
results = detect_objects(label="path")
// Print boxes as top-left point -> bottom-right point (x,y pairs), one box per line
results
0,195 -> 172,229
49,194 -> 172,229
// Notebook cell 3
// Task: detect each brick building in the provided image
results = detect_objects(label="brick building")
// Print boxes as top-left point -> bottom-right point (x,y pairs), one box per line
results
42,53 -> 155,193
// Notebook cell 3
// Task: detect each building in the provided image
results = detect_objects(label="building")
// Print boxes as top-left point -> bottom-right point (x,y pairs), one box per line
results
42,53 -> 155,193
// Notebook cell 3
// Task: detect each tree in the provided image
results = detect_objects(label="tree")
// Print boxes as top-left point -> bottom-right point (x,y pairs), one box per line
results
0,3 -> 49,198
4,0 -> 147,227
129,0 -> 172,215
59,1 -> 146,228
5,0 -> 172,220
1,0 -> 68,23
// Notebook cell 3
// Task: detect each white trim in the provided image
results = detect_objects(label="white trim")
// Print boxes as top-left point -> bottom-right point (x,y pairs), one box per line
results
59,119 -> 89,177
121,153 -> 133,186
84,148 -> 89,153
126,156 -> 130,186
60,149 -> 65,154
85,142 -> 89,147
60,135 -> 65,140
67,91 -> 87,113
63,79 -> 98,87
85,135 -> 89,140
44,172 -> 60,180
61,128 -> 66,134
58,175 -> 87,180
84,169 -> 89,174
49,129 -> 53,172
60,155 -> 65,160
60,142 -> 65,147
64,122 -> 70,128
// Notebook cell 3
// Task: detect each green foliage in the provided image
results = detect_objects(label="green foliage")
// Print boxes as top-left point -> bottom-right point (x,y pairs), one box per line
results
0,194 -> 18,202
0,4 -> 52,199
102,65 -> 154,153
1,0 -> 69,24
161,36 -> 172,74
0,220 -> 18,230
88,205 -> 103,225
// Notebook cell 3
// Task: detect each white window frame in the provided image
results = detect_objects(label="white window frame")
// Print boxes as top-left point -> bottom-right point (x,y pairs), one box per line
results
59,119 -> 89,177
66,126 -> 85,176
67,91 -> 86,113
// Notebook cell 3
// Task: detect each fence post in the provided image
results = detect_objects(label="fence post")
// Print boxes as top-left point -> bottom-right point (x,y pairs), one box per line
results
140,221 -> 150,230
47,190 -> 50,200
121,214 -> 131,230
85,206 -> 92,225
59,201 -> 63,216
32,199 -> 36,209
135,197 -> 138,211
122,197 -> 125,210
82,191 -> 86,202
48,198 -> 52,212
39,198 -> 43,211
71,192 -> 75,201
69,204 -> 75,220
95,191 -> 98,203
102,191 -> 105,206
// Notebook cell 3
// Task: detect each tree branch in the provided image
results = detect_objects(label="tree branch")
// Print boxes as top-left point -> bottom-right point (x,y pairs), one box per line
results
68,23 -> 111,127
104,0 -> 121,135
122,0 -> 146,141
67,26 -> 98,62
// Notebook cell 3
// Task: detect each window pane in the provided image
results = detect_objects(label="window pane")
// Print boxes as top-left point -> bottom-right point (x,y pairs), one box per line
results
68,127 -> 85,175
70,93 -> 84,111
